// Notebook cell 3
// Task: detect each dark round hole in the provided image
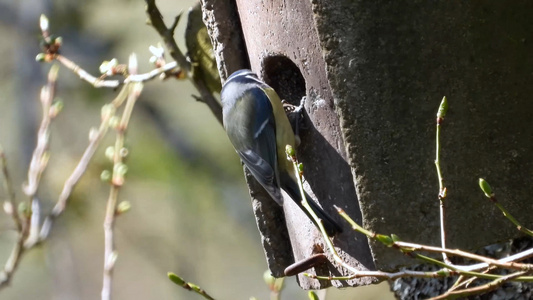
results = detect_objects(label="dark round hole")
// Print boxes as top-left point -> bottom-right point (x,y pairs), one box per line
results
261,56 -> 306,105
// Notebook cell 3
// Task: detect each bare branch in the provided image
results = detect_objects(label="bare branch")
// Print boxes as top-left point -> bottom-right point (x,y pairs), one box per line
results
39,85 -> 130,241
23,64 -> 59,197
394,241 -> 533,272
431,270 -> 530,300
55,55 -> 179,88
101,78 -> 143,300
144,0 -> 223,124
0,63 -> 61,289
0,232 -> 25,289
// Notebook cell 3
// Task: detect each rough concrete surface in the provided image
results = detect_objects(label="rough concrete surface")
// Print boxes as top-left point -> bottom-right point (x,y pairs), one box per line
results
311,0 -> 533,270
204,0 -> 533,290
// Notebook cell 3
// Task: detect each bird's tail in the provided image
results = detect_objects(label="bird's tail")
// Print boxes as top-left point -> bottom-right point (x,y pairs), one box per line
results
281,174 -> 343,236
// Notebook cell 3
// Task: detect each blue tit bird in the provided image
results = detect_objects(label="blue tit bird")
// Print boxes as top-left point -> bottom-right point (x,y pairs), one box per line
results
221,69 -> 343,236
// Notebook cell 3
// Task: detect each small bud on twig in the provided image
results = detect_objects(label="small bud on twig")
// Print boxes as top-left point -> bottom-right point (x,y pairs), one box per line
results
114,163 -> 128,176
119,147 -> 129,158
105,251 -> 118,270
88,127 -> 99,142
101,104 -> 115,120
39,14 -> 49,33
53,36 -> 62,47
3,201 -> 13,215
100,170 -> 111,182
376,234 -> 394,247
108,116 -> 121,129
297,163 -> 304,176
437,96 -> 448,120
263,270 -> 275,288
105,147 -> 115,161
285,144 -> 296,162
478,178 -> 494,198
308,291 -> 320,300
18,202 -> 29,217
35,53 -> 46,62
49,100 -> 63,118
116,201 -> 131,215
112,163 -> 128,186
168,272 -> 186,286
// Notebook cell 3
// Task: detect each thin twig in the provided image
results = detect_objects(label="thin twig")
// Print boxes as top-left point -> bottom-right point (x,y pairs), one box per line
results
23,64 -> 60,197
37,18 -> 162,298
336,207 -> 533,282
55,55 -> 179,88
23,199 -> 41,248
435,96 -> 451,265
0,231 -> 25,289
168,272 -> 216,300
448,275 -> 473,293
39,85 -> 130,241
431,270 -> 530,300
308,266 -> 533,282
307,268 -> 452,281
478,179 -> 533,237
101,56 -> 144,300
394,241 -> 533,272
0,65 -> 59,289
491,196 -> 533,237
2,20 -> 136,289
285,144 -> 533,287
55,55 -> 120,88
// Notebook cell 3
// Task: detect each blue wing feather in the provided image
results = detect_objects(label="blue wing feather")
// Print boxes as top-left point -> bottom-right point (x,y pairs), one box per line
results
241,88 -> 283,205
222,82 -> 284,205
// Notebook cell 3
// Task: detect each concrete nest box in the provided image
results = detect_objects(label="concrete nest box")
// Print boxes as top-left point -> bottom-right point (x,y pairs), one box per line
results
202,0 -> 533,290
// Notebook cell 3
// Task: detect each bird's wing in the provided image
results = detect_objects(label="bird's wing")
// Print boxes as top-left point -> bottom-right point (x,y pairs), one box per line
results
237,148 -> 283,205
236,87 -> 284,205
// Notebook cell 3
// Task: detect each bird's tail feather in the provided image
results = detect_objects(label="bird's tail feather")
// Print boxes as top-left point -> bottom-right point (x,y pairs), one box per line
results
304,192 -> 344,236
280,174 -> 343,236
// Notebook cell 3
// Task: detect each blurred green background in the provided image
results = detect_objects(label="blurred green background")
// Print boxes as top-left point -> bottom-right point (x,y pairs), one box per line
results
0,0 -> 393,299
